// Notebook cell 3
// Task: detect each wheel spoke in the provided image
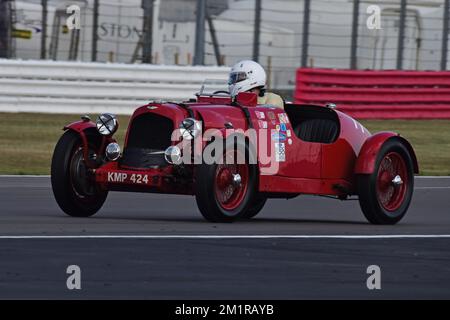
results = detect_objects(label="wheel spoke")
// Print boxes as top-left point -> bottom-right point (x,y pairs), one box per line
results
376,152 -> 408,212
214,149 -> 249,211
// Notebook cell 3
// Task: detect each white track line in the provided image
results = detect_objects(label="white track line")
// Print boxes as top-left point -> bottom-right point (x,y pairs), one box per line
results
415,187 -> 450,189
0,234 -> 450,240
416,176 -> 450,179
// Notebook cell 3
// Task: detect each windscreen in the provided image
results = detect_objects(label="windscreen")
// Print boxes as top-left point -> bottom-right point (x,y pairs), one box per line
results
199,79 -> 230,96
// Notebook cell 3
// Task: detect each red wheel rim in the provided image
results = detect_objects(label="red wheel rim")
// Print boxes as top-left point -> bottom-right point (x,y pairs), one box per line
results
376,152 -> 408,212
214,149 -> 249,211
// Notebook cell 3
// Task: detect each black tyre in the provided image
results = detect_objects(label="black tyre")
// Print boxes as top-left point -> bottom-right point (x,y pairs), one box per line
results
195,138 -> 257,222
357,138 -> 414,225
242,195 -> 267,219
51,130 -> 107,217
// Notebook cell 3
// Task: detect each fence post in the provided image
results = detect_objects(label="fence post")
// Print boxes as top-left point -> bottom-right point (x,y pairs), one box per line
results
207,13 -> 222,65
350,0 -> 360,69
253,0 -> 262,62
142,0 -> 154,64
92,0 -> 99,62
40,0 -> 47,59
69,29 -> 80,61
0,0 -> 12,58
301,0 -> 311,68
194,0 -> 206,65
396,0 -> 407,70
441,0 -> 449,70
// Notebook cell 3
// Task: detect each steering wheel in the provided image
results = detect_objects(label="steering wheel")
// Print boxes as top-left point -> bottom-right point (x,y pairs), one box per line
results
213,90 -> 230,95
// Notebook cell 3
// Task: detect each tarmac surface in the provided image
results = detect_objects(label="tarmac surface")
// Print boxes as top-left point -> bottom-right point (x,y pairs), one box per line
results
0,176 -> 449,299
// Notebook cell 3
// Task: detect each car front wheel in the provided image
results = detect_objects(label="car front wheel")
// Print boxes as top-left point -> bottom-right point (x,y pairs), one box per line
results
51,130 -> 107,217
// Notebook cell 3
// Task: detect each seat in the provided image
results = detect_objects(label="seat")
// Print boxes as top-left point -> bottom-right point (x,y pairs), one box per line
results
294,118 -> 339,144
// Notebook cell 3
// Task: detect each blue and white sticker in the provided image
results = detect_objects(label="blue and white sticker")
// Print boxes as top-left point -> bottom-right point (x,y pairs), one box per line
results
271,132 -> 287,142
275,143 -> 286,162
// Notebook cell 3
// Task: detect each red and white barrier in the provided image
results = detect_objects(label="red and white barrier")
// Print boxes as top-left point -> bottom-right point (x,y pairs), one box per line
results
295,68 -> 450,119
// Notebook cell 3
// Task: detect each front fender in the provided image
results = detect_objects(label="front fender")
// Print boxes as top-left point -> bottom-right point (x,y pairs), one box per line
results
355,131 -> 419,174
64,120 -> 97,133
63,120 -> 112,168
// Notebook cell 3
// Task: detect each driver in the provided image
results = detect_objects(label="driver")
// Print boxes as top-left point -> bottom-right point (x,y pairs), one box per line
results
228,60 -> 284,109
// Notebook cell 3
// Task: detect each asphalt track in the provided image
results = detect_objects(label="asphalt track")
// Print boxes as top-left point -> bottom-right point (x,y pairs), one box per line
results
0,176 -> 449,299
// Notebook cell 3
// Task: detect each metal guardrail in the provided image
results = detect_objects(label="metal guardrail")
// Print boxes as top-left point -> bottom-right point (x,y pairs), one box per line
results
0,59 -> 230,114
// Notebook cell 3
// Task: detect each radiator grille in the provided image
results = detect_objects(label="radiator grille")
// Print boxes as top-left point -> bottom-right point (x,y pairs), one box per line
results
121,113 -> 174,168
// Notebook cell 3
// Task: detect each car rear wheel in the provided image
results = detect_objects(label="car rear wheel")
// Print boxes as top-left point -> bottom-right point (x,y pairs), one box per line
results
357,139 -> 414,225
195,139 -> 257,222
51,130 -> 107,217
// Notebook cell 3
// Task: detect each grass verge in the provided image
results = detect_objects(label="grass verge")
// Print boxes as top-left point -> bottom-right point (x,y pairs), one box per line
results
0,113 -> 448,175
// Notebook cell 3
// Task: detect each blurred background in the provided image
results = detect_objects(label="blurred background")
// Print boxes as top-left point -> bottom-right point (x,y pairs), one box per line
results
0,0 -> 448,91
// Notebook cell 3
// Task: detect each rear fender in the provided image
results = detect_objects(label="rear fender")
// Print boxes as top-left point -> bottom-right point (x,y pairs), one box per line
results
355,131 -> 419,174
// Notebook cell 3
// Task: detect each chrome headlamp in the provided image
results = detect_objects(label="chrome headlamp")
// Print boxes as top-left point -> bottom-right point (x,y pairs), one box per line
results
96,113 -> 118,136
105,142 -> 121,161
179,118 -> 201,140
164,146 -> 182,165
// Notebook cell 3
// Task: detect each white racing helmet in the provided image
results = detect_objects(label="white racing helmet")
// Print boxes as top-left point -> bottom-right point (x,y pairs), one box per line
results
228,60 -> 266,97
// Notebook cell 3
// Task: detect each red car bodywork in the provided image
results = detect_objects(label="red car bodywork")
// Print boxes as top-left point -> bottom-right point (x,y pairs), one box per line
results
64,92 -> 419,199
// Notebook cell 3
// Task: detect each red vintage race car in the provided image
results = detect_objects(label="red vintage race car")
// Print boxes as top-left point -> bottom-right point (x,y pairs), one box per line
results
51,85 -> 418,224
